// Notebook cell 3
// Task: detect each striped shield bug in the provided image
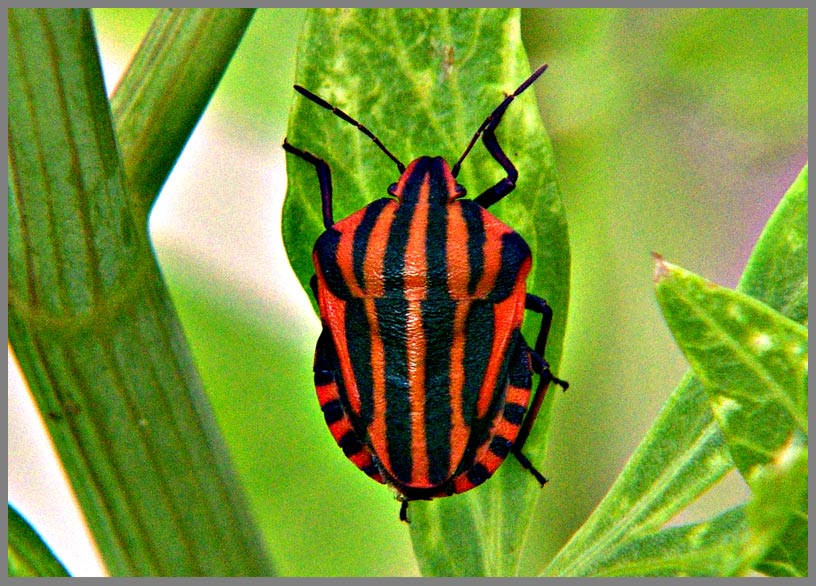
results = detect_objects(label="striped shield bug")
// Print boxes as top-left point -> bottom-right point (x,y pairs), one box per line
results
283,63 -> 567,522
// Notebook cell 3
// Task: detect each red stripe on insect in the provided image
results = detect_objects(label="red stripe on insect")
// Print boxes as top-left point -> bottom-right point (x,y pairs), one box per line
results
404,172 -> 432,485
505,383 -> 530,408
363,201 -> 398,298
349,450 -> 374,470
406,298 -> 430,486
328,414 -> 354,443
315,383 -> 338,408
472,210 -> 511,298
365,297 -> 391,475
336,208 -> 367,297
475,266 -> 529,417
452,473 -> 477,494
475,295 -> 517,417
402,170 -> 430,300
445,201 -> 471,300
447,300 -> 471,477
317,274 -> 363,416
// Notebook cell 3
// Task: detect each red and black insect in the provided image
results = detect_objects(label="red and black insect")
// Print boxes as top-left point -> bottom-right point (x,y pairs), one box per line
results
283,63 -> 567,522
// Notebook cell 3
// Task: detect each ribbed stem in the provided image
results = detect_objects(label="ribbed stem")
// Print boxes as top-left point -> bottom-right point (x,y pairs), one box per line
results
8,8 -> 273,575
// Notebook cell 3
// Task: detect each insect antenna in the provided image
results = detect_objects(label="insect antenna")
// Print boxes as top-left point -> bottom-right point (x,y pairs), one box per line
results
294,85 -> 406,173
451,63 -> 548,177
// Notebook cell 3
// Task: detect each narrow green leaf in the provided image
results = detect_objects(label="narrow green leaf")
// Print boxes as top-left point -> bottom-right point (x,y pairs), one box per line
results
109,8 -> 255,223
744,435 -> 807,577
8,9 -> 273,575
8,505 -> 70,577
654,257 -> 808,574
654,257 -> 807,464
738,164 -> 808,324
729,162 -> 808,576
545,165 -> 808,576
282,8 -> 569,576
543,372 -> 732,576
588,506 -> 748,577
570,435 -> 806,577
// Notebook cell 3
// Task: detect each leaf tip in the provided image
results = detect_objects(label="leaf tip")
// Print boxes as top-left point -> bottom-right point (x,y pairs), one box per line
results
651,251 -> 671,283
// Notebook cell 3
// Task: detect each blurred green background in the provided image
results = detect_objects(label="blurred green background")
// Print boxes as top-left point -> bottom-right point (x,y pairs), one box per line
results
17,8 -> 806,576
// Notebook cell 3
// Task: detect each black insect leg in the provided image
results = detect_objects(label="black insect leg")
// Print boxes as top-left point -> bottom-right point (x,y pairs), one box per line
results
512,447 -> 547,486
283,139 -> 334,229
513,294 -> 568,457
451,64 -> 548,209
473,107 -> 518,209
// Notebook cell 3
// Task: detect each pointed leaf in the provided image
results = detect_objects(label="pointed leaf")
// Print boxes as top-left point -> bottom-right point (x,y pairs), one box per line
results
654,257 -> 807,575
654,257 -> 807,466
545,166 -> 807,576
282,8 -> 569,576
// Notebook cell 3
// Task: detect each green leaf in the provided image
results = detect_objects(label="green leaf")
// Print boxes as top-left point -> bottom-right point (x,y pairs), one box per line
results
8,505 -> 70,577
738,164 -> 808,324
543,372 -> 733,576
545,164 -> 808,576
587,506 -> 749,577
654,257 -> 807,466
654,257 -> 808,574
110,8 -> 255,223
743,435 -> 807,576
282,8 -> 569,576
8,9 -> 273,575
730,163 -> 808,576
565,434 -> 806,577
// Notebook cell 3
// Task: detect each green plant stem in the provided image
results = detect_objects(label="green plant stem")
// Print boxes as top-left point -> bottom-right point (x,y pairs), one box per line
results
110,8 -> 255,224
8,505 -> 70,577
8,8 -> 273,575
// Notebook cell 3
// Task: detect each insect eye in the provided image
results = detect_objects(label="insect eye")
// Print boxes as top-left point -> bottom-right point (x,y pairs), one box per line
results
454,184 -> 467,198
387,182 -> 398,196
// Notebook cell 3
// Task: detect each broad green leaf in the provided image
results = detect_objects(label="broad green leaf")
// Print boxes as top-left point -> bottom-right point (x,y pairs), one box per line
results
282,8 -> 569,576
110,8 -> 255,223
8,9 -> 273,575
545,165 -> 808,576
654,257 -> 808,575
8,505 -> 70,577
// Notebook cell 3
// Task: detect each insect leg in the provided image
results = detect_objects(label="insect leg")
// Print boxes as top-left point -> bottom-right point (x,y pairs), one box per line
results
283,139 -> 334,229
513,294 -> 568,455
472,108 -> 519,209
451,64 -> 548,209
